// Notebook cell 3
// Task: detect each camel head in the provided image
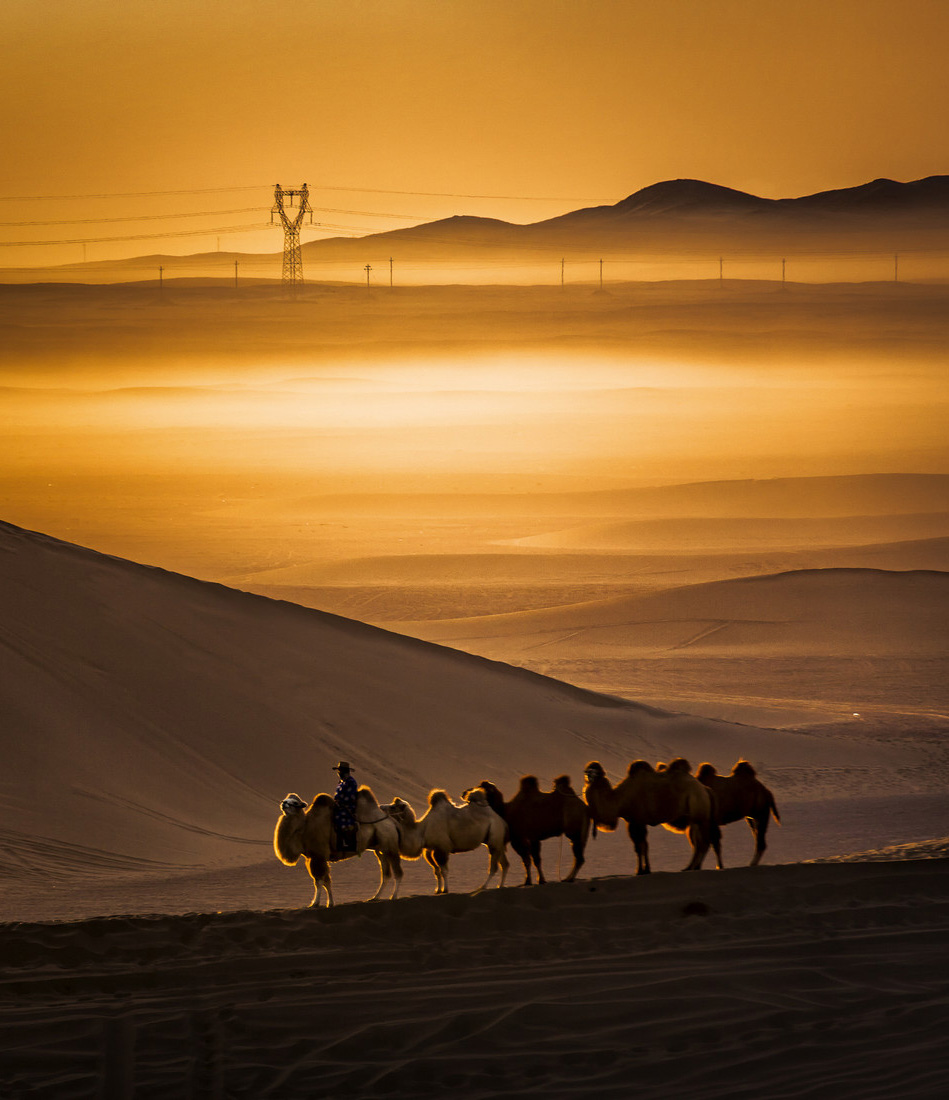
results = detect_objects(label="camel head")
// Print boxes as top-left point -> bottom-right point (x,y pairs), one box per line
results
462,788 -> 489,807
583,762 -> 619,830
280,793 -> 307,817
583,761 -> 607,788
465,781 -> 505,817
274,792 -> 308,867
384,797 -> 417,825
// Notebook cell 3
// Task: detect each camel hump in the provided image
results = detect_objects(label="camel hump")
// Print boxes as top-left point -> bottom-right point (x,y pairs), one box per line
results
696,762 -> 717,782
464,788 -> 489,806
311,793 -> 335,810
428,789 -> 450,808
357,785 -> 378,804
732,760 -> 757,779
518,775 -> 540,793
553,774 -> 575,794
627,760 -> 655,777
666,757 -> 692,774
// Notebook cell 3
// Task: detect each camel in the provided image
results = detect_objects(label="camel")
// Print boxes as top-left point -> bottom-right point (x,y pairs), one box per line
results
273,788 -> 403,907
466,775 -> 590,885
383,788 -> 509,894
697,760 -> 781,867
582,758 -> 714,874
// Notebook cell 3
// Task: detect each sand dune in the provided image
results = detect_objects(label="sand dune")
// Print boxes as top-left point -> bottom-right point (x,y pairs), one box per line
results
232,473 -> 949,521
5,521 -> 892,889
231,537 -> 949,619
385,567 -> 949,729
510,512 -> 949,551
2,522 -> 944,917
389,567 -> 949,657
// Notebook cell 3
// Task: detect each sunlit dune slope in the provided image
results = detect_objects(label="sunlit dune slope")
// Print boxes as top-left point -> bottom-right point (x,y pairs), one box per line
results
389,568 -> 949,658
2,520 -> 889,877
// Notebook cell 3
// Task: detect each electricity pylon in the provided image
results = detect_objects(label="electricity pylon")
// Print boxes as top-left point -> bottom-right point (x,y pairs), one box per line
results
271,183 -> 312,287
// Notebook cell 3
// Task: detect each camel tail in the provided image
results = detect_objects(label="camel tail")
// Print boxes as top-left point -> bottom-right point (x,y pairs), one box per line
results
770,794 -> 781,824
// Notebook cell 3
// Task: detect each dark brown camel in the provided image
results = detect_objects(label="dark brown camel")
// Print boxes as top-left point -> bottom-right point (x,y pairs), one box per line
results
466,775 -> 590,885
697,760 -> 781,867
583,758 -> 714,874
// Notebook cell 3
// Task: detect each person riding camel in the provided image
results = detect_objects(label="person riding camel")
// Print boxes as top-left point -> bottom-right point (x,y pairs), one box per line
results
332,761 -> 359,854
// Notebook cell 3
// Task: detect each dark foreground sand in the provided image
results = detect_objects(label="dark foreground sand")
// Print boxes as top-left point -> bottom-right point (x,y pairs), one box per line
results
2,858 -> 947,1099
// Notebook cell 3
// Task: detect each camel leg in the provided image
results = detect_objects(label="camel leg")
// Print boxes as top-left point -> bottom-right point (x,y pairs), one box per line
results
531,840 -> 546,885
368,852 -> 389,902
473,852 -> 496,894
710,821 -> 724,870
748,813 -> 768,866
686,822 -> 710,870
563,832 -> 585,882
369,850 -> 403,901
426,848 -> 448,894
388,852 -> 404,900
628,822 -> 650,874
512,838 -> 533,885
306,857 -> 333,908
474,845 -> 508,893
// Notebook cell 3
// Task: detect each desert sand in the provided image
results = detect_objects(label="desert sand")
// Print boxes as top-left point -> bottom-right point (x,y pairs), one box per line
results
1,278 -> 947,1096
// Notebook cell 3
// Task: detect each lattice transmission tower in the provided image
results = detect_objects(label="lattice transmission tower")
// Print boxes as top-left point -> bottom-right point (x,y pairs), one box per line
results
271,183 -> 313,286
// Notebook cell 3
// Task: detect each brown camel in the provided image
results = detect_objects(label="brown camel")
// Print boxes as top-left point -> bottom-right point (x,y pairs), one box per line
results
467,775 -> 590,885
697,760 -> 781,867
582,758 -> 714,874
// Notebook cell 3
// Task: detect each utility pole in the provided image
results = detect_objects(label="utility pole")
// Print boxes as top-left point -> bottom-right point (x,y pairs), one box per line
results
561,257 -> 565,287
158,265 -> 163,297
719,256 -> 724,286
782,257 -> 786,285
389,257 -> 393,288
894,253 -> 899,283
599,258 -> 603,290
365,263 -> 372,291
234,260 -> 239,290
271,182 -> 313,290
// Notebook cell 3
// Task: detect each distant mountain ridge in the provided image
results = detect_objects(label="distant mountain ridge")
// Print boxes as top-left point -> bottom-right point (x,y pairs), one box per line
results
298,174 -> 949,258
15,175 -> 948,278
543,176 -> 949,224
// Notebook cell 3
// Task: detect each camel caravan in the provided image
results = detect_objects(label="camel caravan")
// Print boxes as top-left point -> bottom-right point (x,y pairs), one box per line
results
274,758 -> 780,908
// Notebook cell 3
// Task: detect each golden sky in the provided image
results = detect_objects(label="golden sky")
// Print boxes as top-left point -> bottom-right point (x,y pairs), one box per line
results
2,0 -> 946,265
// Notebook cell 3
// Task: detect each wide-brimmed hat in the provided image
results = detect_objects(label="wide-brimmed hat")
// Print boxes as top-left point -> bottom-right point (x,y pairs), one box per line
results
332,761 -> 352,772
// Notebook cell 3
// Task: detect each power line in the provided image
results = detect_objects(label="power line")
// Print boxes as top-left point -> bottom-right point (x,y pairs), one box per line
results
0,222 -> 270,248
0,207 -> 263,227
0,184 -> 583,203
0,186 -> 272,202
314,185 -> 583,201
